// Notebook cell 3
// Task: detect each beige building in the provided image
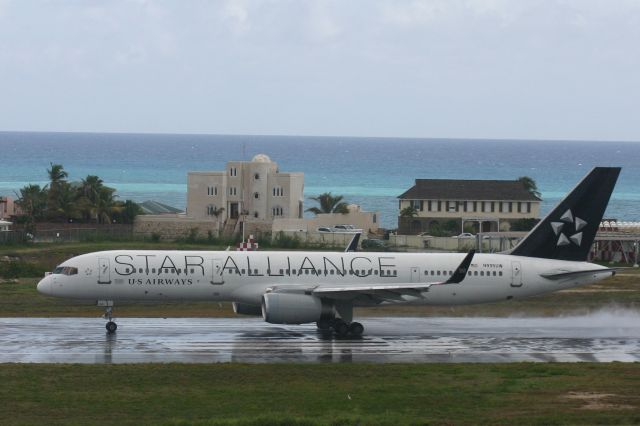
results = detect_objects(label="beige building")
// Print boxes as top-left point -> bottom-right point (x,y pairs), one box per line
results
187,154 -> 304,232
0,196 -> 17,220
398,178 -> 541,234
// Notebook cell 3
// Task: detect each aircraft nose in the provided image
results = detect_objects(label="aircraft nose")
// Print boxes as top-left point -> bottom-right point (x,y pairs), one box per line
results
37,276 -> 52,296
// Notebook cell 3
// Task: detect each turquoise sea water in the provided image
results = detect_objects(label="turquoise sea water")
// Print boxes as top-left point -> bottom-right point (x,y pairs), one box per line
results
1,131 -> 639,228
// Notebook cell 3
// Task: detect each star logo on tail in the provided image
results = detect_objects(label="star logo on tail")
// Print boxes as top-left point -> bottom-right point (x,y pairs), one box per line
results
550,209 -> 587,247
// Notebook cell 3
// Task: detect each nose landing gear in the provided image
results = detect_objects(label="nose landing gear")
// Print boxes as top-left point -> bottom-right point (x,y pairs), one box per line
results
103,305 -> 117,334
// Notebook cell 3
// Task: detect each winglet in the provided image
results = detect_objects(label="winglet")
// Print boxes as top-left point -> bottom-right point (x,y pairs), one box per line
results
345,233 -> 361,252
445,250 -> 475,284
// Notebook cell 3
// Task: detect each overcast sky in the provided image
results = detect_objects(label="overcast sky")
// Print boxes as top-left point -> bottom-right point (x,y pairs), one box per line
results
1,0 -> 639,141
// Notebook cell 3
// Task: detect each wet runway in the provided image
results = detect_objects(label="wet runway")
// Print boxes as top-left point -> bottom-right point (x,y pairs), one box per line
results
2,312 -> 640,363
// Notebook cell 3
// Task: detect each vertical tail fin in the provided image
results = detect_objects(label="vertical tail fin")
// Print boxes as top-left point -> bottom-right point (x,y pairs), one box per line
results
511,167 -> 620,261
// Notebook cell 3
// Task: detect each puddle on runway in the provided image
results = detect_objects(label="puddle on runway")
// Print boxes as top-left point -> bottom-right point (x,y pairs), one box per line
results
1,311 -> 640,364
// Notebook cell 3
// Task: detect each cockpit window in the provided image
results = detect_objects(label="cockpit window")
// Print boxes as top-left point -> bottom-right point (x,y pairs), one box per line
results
52,266 -> 78,276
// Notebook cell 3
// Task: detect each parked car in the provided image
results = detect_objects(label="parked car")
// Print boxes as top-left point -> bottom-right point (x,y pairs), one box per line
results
317,227 -> 333,233
361,239 -> 388,250
452,233 -> 475,239
333,224 -> 364,233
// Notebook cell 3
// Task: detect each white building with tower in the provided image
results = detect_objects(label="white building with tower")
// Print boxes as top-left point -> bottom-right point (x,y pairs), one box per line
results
186,154 -> 304,235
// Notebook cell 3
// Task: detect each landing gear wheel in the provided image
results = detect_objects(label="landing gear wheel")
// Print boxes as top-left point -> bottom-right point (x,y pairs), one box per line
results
348,322 -> 364,337
333,320 -> 349,337
316,318 -> 332,331
106,321 -> 117,334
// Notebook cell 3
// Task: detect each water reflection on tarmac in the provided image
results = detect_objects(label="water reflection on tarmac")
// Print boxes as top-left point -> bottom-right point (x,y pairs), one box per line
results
2,311 -> 640,364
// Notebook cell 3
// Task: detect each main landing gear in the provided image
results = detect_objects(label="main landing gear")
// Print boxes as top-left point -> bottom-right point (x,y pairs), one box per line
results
104,305 -> 117,334
316,318 -> 364,337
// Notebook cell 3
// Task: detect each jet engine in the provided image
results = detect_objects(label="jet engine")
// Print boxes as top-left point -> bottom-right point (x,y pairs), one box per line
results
232,302 -> 263,316
261,293 -> 332,324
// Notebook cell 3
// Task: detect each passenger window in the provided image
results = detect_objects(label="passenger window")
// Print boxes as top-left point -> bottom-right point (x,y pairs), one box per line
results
241,269 -> 246,274
125,268 -> 130,274
374,270 -> 378,275
480,271 -> 484,276
305,270 -> 309,275
191,269 -> 195,274
138,268 -> 143,273
279,269 -> 284,274
330,270 -> 335,275
152,268 -> 156,273
499,271 -> 503,276
493,271 -> 497,276
254,269 -> 258,275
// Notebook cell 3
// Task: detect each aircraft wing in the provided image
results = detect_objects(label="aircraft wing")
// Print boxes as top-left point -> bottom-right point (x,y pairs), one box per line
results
265,250 -> 475,303
344,233 -> 361,252
312,250 -> 475,300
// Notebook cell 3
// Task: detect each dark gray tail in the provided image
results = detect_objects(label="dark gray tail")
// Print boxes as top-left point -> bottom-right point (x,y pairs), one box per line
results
511,167 -> 620,261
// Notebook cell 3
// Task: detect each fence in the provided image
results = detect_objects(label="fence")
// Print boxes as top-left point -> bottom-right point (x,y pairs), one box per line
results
0,231 -> 27,244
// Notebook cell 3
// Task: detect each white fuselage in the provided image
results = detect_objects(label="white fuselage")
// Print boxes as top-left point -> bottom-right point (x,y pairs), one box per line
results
37,250 -> 612,307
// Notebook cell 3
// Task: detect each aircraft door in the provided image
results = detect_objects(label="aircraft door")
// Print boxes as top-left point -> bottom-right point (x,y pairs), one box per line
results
510,261 -> 522,287
410,267 -> 420,282
98,258 -> 111,284
210,258 -> 224,285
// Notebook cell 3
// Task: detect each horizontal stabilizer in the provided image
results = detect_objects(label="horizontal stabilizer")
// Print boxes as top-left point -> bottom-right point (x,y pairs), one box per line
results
540,268 -> 616,280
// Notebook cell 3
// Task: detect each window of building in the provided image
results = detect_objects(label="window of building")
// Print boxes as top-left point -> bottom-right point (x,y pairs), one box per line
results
491,202 -> 495,213
437,200 -> 442,211
481,202 -> 486,213
229,187 -> 237,196
411,200 -> 420,210
499,202 -> 503,213
373,213 -> 377,223
254,173 -> 260,180
508,202 -> 513,213
518,202 -> 522,213
428,200 -> 433,212
527,202 -> 531,213
254,212 -> 259,218
229,167 -> 237,177
472,201 -> 477,212
254,192 -> 260,199
272,206 -> 284,217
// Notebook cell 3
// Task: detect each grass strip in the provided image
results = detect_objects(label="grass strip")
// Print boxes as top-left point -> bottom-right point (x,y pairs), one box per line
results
0,363 -> 639,425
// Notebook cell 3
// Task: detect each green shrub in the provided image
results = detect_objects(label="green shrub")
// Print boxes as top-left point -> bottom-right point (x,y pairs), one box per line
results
0,261 -> 47,278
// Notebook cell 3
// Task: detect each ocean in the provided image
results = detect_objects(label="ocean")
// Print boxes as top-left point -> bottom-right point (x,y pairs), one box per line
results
1,131 -> 639,229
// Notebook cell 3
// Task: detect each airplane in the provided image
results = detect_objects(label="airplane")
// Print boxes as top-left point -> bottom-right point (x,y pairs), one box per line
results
37,167 -> 620,337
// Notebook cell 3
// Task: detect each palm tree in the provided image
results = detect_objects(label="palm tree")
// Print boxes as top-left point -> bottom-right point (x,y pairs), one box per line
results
15,184 -> 47,232
46,163 -> 69,221
517,176 -> 541,199
306,192 -> 349,215
77,175 -> 117,223
400,206 -> 418,218
95,186 -> 117,224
